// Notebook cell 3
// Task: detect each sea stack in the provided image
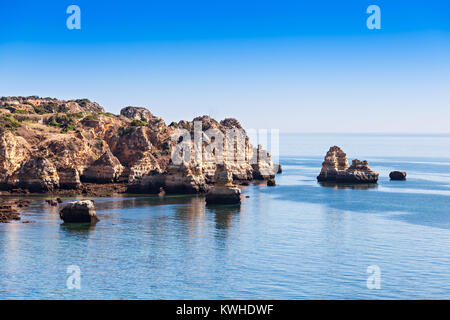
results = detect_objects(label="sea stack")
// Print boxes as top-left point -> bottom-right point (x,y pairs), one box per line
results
59,200 -> 99,223
206,164 -> 241,204
390,171 -> 407,181
317,146 -> 379,183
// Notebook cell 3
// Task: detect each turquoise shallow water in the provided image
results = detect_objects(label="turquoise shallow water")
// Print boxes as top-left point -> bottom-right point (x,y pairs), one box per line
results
1,134 -> 450,299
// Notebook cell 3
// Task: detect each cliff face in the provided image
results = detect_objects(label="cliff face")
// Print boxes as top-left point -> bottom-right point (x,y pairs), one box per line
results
0,96 -> 276,194
317,146 -> 379,183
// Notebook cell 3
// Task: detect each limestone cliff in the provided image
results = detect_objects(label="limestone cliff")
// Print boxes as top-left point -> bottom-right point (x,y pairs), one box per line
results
0,96 -> 277,194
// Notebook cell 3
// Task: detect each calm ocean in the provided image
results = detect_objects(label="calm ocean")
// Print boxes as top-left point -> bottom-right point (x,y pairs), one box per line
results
1,134 -> 450,299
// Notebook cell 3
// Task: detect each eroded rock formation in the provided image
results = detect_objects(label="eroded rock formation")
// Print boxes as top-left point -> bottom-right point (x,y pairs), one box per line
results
15,158 -> 60,192
205,164 -> 241,204
317,146 -> 379,183
120,106 -> 154,122
0,199 -> 31,223
81,150 -> 124,183
59,200 -> 99,223
0,96 -> 276,194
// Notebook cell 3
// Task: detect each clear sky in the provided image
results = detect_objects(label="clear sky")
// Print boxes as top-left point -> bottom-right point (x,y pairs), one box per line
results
1,1 -> 449,133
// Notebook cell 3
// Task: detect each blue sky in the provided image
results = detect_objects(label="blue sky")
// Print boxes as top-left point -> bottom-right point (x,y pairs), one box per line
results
0,0 -> 449,133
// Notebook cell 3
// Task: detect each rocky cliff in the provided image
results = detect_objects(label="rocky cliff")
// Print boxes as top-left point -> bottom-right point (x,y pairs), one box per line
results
0,96 -> 276,194
317,146 -> 379,183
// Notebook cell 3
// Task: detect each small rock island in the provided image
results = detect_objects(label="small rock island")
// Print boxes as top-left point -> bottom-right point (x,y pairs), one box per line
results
317,146 -> 379,183
390,171 -> 407,181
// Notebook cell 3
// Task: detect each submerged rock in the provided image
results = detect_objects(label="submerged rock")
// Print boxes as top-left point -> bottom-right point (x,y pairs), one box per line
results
0,199 -> 30,223
45,199 -> 58,206
59,200 -> 99,223
390,171 -> 407,181
0,204 -> 20,223
206,164 -> 241,205
317,146 -> 379,183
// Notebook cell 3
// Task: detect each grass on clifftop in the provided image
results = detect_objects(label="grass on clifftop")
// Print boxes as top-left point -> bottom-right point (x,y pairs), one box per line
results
118,119 -> 147,136
47,114 -> 77,133
0,115 -> 21,130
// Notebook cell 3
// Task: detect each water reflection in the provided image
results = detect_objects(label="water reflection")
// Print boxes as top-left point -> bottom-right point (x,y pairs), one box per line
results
60,222 -> 97,232
206,204 -> 241,230
206,204 -> 242,252
95,194 -> 205,211
174,196 -> 207,235
318,182 -> 378,190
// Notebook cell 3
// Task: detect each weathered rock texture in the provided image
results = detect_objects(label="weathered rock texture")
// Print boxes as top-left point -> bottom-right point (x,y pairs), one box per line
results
59,200 -> 99,223
317,146 -> 379,183
0,96 -> 276,194
15,158 -> 60,192
205,164 -> 241,204
120,106 -> 154,122
0,199 -> 31,223
0,204 -> 20,222
390,171 -> 407,181
81,150 -> 124,183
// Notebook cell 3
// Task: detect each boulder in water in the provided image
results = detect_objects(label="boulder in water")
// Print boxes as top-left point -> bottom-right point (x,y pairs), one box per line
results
59,200 -> 99,223
390,171 -> 407,181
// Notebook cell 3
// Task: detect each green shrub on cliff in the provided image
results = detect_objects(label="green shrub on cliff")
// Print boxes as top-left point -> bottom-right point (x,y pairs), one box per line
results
76,99 -> 91,107
82,113 -> 99,122
99,112 -> 116,118
118,119 -> 147,136
57,104 -> 69,113
118,126 -> 133,136
47,114 -> 76,133
33,103 -> 55,114
94,138 -> 103,150
12,109 -> 28,114
69,112 -> 85,119
130,119 -> 147,127
0,115 -> 21,130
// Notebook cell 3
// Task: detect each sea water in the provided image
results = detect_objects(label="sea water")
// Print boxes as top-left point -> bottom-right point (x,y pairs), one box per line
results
1,134 -> 449,299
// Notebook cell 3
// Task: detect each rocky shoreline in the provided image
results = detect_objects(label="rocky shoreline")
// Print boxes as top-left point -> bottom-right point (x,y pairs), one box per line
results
0,96 -> 277,197
0,199 -> 31,223
0,183 -> 128,197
